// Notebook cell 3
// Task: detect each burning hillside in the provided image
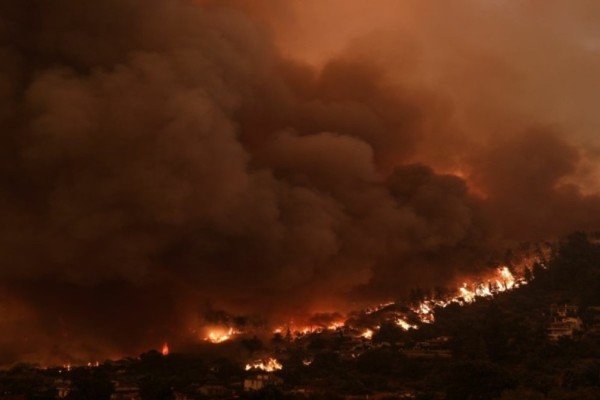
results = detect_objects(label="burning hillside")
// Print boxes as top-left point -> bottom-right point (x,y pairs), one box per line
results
265,248 -> 549,341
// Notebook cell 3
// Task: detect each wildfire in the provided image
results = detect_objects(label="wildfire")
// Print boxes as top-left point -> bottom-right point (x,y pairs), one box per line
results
365,301 -> 395,315
272,322 -> 343,338
267,266 -> 526,343
245,357 -> 283,372
354,265 -> 531,338
327,321 -> 345,331
161,342 -> 169,356
270,255 -> 546,345
408,265 -> 527,325
360,328 -> 374,339
395,318 -> 417,331
204,327 -> 239,343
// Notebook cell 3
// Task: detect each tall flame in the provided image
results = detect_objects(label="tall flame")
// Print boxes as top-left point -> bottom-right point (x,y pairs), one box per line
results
161,342 -> 169,356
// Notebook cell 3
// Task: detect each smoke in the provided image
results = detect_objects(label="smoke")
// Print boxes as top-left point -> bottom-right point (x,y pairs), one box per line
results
1,0 -> 600,364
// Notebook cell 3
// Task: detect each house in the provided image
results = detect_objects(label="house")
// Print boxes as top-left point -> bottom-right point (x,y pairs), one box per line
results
111,384 -> 141,400
54,379 -> 71,398
548,317 -> 583,341
550,304 -> 578,318
243,374 -> 283,391
547,304 -> 583,341
197,384 -> 232,397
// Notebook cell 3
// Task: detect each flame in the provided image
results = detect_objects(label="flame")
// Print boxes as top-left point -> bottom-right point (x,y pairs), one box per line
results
272,323 -> 339,338
245,357 -> 283,372
409,265 -> 526,324
298,326 -> 315,334
327,321 -> 345,330
309,264 -> 531,342
161,342 -> 169,356
268,266 -> 520,341
365,301 -> 395,315
204,327 -> 239,343
360,328 -> 373,339
395,318 -> 417,331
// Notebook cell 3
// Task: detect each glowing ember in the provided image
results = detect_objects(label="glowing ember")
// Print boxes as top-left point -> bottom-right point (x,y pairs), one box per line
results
245,357 -> 283,372
161,342 -> 169,356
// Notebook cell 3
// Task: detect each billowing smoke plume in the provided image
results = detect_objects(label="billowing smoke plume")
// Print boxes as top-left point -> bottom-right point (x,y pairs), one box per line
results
1,0 -> 600,365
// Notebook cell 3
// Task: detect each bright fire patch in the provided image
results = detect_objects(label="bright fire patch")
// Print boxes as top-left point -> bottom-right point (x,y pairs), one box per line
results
245,357 -> 283,372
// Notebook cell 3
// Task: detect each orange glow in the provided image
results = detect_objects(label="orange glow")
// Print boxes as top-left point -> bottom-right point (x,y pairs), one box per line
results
360,328 -> 374,339
268,257 -> 544,344
365,301 -> 395,315
395,317 -> 417,331
161,342 -> 169,356
269,265 -> 525,340
278,263 -> 536,341
245,357 -> 283,372
408,265 -> 527,325
271,324 -> 324,338
204,327 -> 239,343
327,321 -> 345,331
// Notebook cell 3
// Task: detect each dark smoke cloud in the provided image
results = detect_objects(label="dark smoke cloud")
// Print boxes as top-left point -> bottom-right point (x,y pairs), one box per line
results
0,0 -> 599,365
